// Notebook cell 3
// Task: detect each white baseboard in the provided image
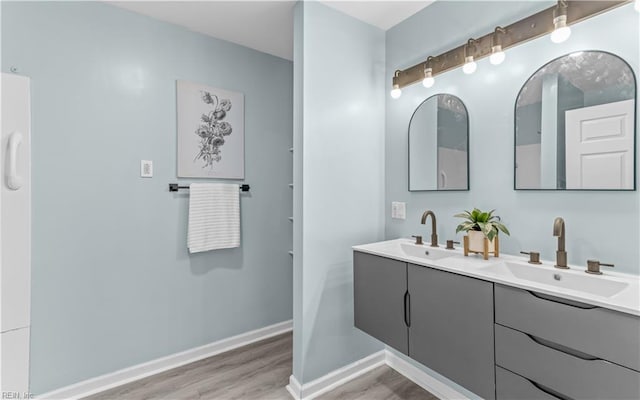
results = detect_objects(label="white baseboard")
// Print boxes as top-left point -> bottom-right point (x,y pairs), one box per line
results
285,350 -> 386,400
286,375 -> 303,400
285,348 -> 469,400
385,350 -> 470,400
39,320 -> 292,400
40,321 -> 468,400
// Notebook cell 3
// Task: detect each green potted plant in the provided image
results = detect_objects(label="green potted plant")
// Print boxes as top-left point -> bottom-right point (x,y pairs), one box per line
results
454,208 -> 509,259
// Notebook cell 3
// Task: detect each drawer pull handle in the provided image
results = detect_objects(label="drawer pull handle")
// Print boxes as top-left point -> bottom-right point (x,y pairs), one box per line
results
528,291 -> 597,309
6,131 -> 24,190
404,291 -> 411,327
528,379 -> 571,400
526,333 -> 599,361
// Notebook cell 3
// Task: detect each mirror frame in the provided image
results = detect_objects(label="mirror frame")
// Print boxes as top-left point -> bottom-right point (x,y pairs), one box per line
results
513,50 -> 637,191
408,93 -> 470,192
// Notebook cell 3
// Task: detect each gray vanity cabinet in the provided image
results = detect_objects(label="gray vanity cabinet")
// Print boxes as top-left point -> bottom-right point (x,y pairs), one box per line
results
495,284 -> 640,400
495,284 -> 640,371
407,264 -> 496,400
495,366 -> 561,400
354,250 -> 640,400
353,252 -> 495,399
353,251 -> 408,354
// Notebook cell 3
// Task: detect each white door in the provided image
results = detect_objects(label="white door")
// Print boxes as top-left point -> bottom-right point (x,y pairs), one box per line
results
0,73 -> 32,394
565,99 -> 635,189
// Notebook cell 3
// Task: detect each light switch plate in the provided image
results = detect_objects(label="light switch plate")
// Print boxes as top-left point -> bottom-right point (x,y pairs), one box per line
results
391,202 -> 406,220
140,160 -> 153,178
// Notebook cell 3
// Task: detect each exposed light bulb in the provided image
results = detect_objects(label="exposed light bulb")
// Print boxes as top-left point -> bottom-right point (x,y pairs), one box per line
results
463,56 -> 477,74
422,76 -> 435,88
551,26 -> 571,43
390,84 -> 402,99
551,15 -> 571,43
489,45 -> 505,65
422,67 -> 435,88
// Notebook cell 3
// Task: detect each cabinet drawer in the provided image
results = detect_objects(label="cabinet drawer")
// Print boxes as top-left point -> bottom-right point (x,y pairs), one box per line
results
496,366 -> 563,400
495,324 -> 640,400
495,284 -> 640,371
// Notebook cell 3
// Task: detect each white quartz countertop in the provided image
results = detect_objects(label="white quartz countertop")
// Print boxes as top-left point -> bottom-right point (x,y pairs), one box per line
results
353,238 -> 640,316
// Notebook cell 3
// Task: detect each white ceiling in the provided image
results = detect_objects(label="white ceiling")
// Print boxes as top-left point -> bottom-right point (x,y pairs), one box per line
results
107,1 -> 435,61
321,1 -> 435,31
109,1 -> 297,60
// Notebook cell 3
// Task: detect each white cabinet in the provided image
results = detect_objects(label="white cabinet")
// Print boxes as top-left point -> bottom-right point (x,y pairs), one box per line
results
1,328 -> 31,392
1,73 -> 32,394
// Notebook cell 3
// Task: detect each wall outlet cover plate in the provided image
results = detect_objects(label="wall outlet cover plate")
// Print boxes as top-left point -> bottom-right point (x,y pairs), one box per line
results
391,201 -> 406,220
141,160 -> 153,178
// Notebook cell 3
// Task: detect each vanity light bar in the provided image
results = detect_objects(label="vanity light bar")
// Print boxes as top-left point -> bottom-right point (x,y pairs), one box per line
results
392,0 -> 631,90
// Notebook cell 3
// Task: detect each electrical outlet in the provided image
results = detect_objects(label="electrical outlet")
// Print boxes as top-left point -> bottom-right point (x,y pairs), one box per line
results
391,202 -> 406,220
140,160 -> 153,178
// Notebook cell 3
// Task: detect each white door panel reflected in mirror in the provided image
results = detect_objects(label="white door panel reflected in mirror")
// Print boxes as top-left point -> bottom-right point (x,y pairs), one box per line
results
515,51 -> 636,190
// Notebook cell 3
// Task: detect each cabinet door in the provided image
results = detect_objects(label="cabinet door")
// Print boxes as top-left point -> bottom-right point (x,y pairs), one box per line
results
408,264 -> 495,400
354,252 -> 408,355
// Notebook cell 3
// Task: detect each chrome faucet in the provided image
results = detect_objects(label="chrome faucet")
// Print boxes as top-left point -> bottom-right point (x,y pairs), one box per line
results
421,210 -> 438,247
553,217 -> 568,269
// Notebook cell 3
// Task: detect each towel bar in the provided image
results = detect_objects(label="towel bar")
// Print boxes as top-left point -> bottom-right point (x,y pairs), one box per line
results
169,183 -> 250,192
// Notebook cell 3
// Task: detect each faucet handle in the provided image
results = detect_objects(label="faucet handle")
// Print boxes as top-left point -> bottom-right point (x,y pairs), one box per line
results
520,251 -> 541,265
411,235 -> 423,245
586,259 -> 614,275
446,240 -> 460,250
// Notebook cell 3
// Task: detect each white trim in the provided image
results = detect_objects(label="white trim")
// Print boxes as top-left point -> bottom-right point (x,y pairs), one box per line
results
38,320 -> 292,400
285,350 -> 386,400
39,322 -> 469,400
385,350 -> 470,400
284,348 -> 469,400
286,375 -> 302,400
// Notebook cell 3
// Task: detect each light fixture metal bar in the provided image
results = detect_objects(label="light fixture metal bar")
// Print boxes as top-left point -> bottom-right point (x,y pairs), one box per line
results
395,0 -> 630,88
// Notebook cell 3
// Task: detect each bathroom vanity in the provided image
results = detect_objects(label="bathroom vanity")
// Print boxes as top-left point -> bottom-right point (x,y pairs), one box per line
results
353,239 -> 640,400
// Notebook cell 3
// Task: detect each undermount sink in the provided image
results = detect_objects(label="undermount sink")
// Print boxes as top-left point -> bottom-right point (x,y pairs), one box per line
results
479,261 -> 629,298
399,242 -> 456,261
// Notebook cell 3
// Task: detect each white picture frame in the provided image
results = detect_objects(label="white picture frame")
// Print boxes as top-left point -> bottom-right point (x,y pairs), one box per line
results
177,80 -> 244,179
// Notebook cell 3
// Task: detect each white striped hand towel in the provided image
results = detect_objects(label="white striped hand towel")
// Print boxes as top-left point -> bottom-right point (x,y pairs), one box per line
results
187,183 -> 240,253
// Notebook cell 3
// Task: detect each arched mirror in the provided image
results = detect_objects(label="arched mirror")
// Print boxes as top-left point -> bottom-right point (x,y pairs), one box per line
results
515,51 -> 636,190
409,94 -> 469,191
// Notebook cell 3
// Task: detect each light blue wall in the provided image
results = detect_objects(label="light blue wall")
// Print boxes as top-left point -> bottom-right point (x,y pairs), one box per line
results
292,1 -> 305,381
1,2 -> 293,393
515,102 -> 542,145
584,84 -> 635,107
293,1 -> 386,384
437,106 -> 467,151
556,76 -> 585,188
540,74 -> 559,188
409,97 -> 438,190
386,1 -> 640,275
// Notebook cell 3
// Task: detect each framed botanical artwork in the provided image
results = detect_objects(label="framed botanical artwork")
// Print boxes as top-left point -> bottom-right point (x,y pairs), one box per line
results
177,80 -> 244,179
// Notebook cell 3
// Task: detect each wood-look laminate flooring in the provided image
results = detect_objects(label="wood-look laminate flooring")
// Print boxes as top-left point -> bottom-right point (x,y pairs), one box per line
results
87,332 -> 437,400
